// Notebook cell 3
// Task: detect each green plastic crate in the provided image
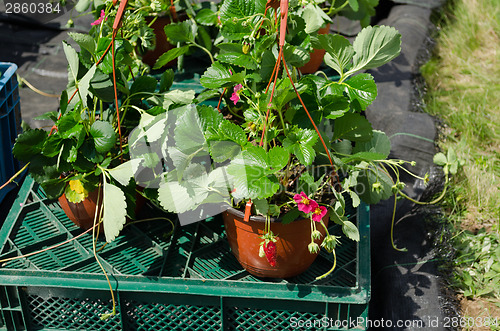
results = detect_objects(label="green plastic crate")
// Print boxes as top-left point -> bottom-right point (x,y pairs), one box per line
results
0,176 -> 370,330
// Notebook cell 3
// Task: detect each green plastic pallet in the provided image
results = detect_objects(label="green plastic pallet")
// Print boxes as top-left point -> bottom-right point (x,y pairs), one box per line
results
0,176 -> 370,330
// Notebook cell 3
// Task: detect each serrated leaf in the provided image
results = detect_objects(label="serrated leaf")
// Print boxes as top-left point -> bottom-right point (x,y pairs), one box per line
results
433,152 -> 447,166
355,165 -> 393,204
63,41 -> 79,82
348,0 -> 359,11
200,62 -> 244,89
74,64 -> 97,108
158,180 -> 197,213
353,130 -> 391,157
318,34 -> 354,76
283,128 -> 318,165
269,146 -> 289,170
349,190 -> 361,207
281,208 -> 302,225
108,159 -> 141,186
217,52 -> 258,69
254,199 -> 269,216
90,121 -> 116,153
342,220 -> 360,241
196,8 -> 218,25
345,73 -> 377,110
333,113 -> 373,141
103,181 -> 127,242
349,25 -> 401,74
302,3 -> 332,33
219,0 -> 266,20
12,129 -> 48,162
154,45 -> 190,70
159,69 -> 174,92
130,75 -> 158,99
34,111 -> 59,122
68,32 -> 96,54
75,0 -> 91,12
164,21 -> 195,43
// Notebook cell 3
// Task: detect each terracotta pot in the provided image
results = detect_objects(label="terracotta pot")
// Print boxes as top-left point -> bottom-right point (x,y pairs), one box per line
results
58,188 -> 103,232
141,15 -> 186,68
298,24 -> 331,74
222,207 -> 329,278
58,187 -> 146,233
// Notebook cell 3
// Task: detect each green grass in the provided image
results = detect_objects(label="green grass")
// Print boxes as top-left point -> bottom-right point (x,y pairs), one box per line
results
421,0 -> 500,316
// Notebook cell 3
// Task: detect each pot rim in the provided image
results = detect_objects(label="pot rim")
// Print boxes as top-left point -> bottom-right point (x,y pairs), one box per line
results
224,206 -> 328,224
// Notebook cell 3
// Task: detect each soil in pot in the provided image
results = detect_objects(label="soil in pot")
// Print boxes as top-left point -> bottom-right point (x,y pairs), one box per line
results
223,207 -> 329,278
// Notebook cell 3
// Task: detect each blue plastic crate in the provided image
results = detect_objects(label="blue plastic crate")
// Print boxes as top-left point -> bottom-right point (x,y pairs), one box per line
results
0,62 -> 21,204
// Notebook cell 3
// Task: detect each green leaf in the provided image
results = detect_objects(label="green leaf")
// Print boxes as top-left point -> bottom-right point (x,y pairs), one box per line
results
349,190 -> 361,208
107,159 -> 141,187
130,75 -> 158,99
219,0 -> 265,21
433,152 -> 447,166
317,34 -> 354,76
159,69 -> 175,93
90,69 -> 114,102
158,180 -> 197,213
345,73 -> 377,110
353,130 -> 391,157
164,21 -> 195,43
355,165 -> 393,204
217,52 -> 258,69
227,146 -> 283,199
68,32 -> 96,55
297,172 -> 325,196
333,113 -> 373,141
281,207 -> 302,225
254,199 -> 269,216
90,121 -> 116,153
12,129 -> 48,162
196,8 -> 218,25
154,45 -> 191,70
268,146 -> 289,170
283,45 -> 310,68
342,220 -> 360,241
34,111 -> 58,122
349,25 -> 401,74
283,128 -> 318,165
103,181 -> 127,242
302,3 -> 332,34
200,62 -> 244,89
348,0 -> 359,11
75,0 -> 91,12
62,41 -> 79,82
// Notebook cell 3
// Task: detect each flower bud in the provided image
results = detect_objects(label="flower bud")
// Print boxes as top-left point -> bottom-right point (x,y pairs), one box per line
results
311,230 -> 322,240
308,242 -> 320,254
242,42 -> 250,54
321,235 -> 338,253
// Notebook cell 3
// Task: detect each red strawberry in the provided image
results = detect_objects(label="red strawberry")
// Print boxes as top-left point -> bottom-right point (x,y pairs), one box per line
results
263,241 -> 277,267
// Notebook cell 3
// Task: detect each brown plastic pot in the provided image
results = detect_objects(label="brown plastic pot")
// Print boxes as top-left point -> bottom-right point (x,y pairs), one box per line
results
298,24 -> 331,74
58,188 -> 103,232
58,187 -> 146,233
141,14 -> 187,68
222,207 -> 329,278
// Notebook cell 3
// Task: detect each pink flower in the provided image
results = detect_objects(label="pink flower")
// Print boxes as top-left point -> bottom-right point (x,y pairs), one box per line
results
230,84 -> 243,105
293,191 -> 318,214
91,10 -> 107,26
311,205 -> 327,222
